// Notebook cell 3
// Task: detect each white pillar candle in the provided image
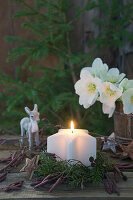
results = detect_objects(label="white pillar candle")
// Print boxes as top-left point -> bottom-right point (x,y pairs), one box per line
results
47,121 -> 96,166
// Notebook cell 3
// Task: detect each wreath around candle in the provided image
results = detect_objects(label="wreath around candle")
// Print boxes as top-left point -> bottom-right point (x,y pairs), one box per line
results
32,151 -> 128,195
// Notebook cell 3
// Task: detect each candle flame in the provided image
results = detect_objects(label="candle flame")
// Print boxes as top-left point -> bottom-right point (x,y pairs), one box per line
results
71,121 -> 74,133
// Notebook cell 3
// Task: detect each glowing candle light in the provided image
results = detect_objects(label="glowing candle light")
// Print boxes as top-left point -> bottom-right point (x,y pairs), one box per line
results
47,120 -> 96,166
71,121 -> 74,133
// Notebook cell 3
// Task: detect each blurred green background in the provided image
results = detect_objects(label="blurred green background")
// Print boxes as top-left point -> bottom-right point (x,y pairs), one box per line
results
0,0 -> 133,135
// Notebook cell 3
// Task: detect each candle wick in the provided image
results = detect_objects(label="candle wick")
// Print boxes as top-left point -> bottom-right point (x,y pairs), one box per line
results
72,130 -> 73,133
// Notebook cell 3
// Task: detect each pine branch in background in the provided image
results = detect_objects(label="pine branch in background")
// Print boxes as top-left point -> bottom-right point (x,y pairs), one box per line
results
0,0 -> 117,135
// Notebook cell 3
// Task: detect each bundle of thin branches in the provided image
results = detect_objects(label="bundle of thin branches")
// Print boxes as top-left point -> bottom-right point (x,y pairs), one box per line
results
0,149 -> 26,173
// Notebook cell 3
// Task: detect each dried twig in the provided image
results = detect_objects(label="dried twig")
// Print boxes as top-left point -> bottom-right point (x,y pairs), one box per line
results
34,174 -> 55,188
0,172 -> 8,182
0,157 -> 12,163
30,180 -> 42,186
49,177 -> 62,192
0,149 -> 26,173
104,174 -> 120,196
2,181 -> 24,192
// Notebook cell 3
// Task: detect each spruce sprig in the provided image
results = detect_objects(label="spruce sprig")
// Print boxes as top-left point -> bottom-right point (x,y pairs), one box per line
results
37,151 -> 113,188
33,152 -> 127,195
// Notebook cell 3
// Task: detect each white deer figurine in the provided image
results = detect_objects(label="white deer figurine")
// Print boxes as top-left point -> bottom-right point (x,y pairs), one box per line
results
20,104 -> 40,150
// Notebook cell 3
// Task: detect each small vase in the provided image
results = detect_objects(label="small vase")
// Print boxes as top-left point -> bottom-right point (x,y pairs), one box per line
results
114,102 -> 133,139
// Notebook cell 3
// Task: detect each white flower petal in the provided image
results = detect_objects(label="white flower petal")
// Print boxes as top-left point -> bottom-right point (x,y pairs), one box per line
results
74,71 -> 102,109
123,104 -> 132,114
92,58 -> 103,69
80,69 -> 92,79
110,83 -> 117,91
102,104 -> 112,114
81,67 -> 94,76
119,78 -> 133,92
99,82 -> 122,108
92,58 -> 108,78
119,78 -> 128,90
126,80 -> 133,89
74,80 -> 86,95
122,88 -> 133,114
109,68 -> 119,76
103,64 -> 109,72
88,92 -> 98,105
106,68 -> 119,83
108,106 -> 115,118
100,93 -> 115,107
100,64 -> 109,81
79,95 -> 91,109
102,103 -> 115,118
117,73 -> 126,83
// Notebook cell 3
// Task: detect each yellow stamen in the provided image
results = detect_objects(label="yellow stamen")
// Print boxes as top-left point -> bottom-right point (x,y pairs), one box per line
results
105,87 -> 116,97
88,83 -> 96,94
131,96 -> 133,104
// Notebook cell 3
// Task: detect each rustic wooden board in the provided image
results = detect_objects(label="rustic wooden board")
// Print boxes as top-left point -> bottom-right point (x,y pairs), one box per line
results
0,171 -> 133,199
0,135 -> 47,150
0,135 -> 27,150
0,137 -> 133,199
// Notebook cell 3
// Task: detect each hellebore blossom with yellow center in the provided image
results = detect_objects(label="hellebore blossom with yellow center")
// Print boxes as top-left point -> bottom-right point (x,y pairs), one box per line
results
74,70 -> 102,109
74,57 -> 132,117
99,82 -> 122,117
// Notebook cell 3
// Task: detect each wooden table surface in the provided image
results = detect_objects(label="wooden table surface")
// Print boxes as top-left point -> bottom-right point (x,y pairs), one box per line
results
0,135 -> 133,200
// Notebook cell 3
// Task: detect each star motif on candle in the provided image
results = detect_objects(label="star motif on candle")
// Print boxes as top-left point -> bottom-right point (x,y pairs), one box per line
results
20,155 -> 39,180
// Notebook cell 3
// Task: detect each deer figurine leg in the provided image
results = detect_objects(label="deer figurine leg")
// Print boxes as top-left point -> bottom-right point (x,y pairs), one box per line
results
20,124 -> 24,148
35,132 -> 40,147
28,132 -> 33,150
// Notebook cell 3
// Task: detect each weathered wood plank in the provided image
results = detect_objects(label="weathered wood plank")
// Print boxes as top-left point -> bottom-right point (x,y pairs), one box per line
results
0,172 -> 133,199
0,136 -> 26,150
0,138 -> 133,199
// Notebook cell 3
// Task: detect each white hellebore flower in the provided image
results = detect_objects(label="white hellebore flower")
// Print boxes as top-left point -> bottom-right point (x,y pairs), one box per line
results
81,58 -> 108,79
74,70 -> 102,109
103,68 -> 125,83
99,82 -> 122,117
122,88 -> 133,114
